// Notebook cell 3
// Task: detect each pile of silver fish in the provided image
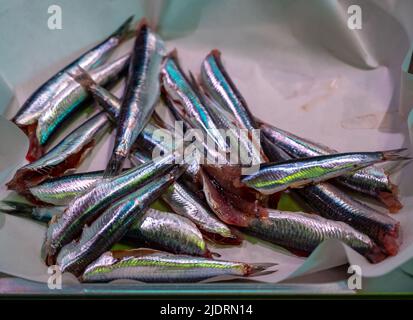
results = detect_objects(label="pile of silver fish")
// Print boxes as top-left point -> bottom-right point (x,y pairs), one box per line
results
2,17 -> 409,283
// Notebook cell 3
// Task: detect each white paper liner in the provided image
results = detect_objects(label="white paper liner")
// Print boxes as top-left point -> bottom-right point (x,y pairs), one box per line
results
1,0 -> 413,285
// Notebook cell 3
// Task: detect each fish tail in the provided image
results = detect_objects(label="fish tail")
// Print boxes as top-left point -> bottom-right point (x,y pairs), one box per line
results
113,15 -> 135,42
0,200 -> 34,218
104,154 -> 125,178
245,262 -> 277,276
381,148 -> 410,161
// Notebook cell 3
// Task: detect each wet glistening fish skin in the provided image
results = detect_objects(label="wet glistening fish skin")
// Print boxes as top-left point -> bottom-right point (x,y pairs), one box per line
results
242,149 -> 408,195
81,249 -> 273,283
105,21 -> 165,177
12,16 -> 133,129
57,167 -> 185,275
161,53 -> 229,153
261,138 -> 401,256
130,150 -> 240,244
247,209 -> 385,263
260,121 -> 403,212
27,171 -> 104,206
34,54 -> 130,152
43,153 -> 180,264
126,208 -> 210,257
7,111 -> 111,193
200,50 -> 258,130
1,201 -> 209,257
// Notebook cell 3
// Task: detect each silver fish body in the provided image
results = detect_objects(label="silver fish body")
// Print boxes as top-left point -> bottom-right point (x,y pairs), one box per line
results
57,169 -> 181,275
81,249 -> 267,283
105,22 -> 165,176
12,16 -> 133,128
126,208 -> 209,257
73,75 -> 202,185
247,209 -> 384,263
297,183 -> 401,256
1,201 -> 207,257
261,138 -> 401,256
7,111 -> 111,192
261,122 -> 402,212
242,150 -> 405,195
28,171 -> 104,206
197,82 -> 263,167
161,54 -> 229,154
129,150 -> 237,243
35,54 -> 130,147
200,50 -> 258,130
162,181 -> 237,243
44,152 -> 180,264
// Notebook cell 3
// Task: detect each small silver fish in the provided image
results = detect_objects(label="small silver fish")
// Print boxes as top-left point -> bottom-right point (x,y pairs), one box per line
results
130,150 -> 240,244
260,121 -> 404,213
161,52 -> 229,154
32,54 -> 130,157
72,72 -> 203,185
0,201 -> 208,257
7,111 -> 111,193
27,171 -> 104,206
247,210 -> 385,263
43,152 -> 181,265
242,149 -> 408,195
12,16 -> 133,130
190,73 -> 263,168
297,183 -> 401,257
200,50 -> 258,131
105,20 -> 165,177
261,139 -> 401,256
201,170 -> 385,263
81,249 -> 272,283
126,208 -> 210,257
57,167 -> 184,275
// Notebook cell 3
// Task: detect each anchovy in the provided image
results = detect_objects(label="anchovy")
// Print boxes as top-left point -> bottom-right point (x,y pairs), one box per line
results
200,51 -> 268,169
0,201 -> 208,257
260,121 -> 403,213
200,50 -> 258,131
73,73 -> 203,186
297,183 -> 401,257
190,73 -> 263,167
129,150 -> 240,244
30,54 -> 130,160
201,170 -> 385,263
43,152 -> 181,265
161,52 -> 229,154
7,111 -> 112,193
81,249 -> 272,283
248,210 -> 385,263
242,149 -> 408,195
57,168 -> 184,275
12,16 -> 133,130
105,21 -> 165,177
126,208 -> 210,257
27,171 -> 105,206
262,139 -> 401,256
